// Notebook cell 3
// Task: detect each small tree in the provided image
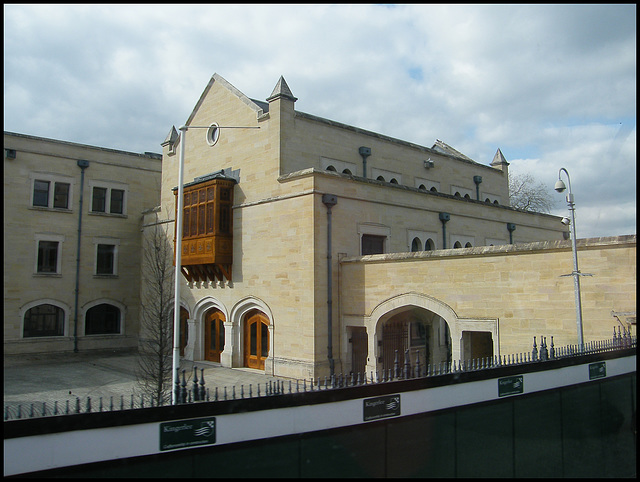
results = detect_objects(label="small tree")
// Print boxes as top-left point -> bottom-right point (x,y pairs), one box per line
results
137,215 -> 175,405
508,172 -> 555,213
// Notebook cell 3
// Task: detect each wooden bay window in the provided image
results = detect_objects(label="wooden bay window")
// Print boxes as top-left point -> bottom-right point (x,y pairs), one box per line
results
173,176 -> 235,283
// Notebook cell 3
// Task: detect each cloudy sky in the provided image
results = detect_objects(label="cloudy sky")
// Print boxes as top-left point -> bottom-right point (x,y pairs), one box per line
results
4,4 -> 636,238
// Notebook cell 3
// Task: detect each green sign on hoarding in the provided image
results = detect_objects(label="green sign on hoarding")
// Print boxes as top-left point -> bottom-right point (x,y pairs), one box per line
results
589,361 -> 606,380
160,417 -> 216,451
498,375 -> 523,397
363,394 -> 401,421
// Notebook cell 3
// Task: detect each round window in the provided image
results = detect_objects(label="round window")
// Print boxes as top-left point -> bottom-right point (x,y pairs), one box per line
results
206,122 -> 220,146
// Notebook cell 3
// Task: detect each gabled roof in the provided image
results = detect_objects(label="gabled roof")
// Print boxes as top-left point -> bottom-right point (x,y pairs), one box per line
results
184,73 -> 267,127
432,139 -> 475,162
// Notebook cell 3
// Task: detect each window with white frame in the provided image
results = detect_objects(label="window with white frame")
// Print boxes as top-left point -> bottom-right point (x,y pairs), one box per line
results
30,174 -> 73,210
94,238 -> 120,276
34,233 -> 64,274
89,181 -> 127,215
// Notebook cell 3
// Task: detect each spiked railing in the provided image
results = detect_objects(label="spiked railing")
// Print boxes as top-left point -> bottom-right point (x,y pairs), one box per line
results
4,328 -> 636,420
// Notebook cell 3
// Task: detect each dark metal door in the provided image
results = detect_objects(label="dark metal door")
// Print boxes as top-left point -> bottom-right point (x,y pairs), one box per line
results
350,327 -> 368,375
382,320 -> 408,374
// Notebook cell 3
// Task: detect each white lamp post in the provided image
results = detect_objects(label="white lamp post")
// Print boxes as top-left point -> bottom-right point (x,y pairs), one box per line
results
172,125 -> 187,405
172,124 -> 258,405
554,168 -> 584,352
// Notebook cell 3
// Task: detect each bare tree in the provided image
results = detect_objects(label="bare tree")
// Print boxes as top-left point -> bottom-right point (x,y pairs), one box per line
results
136,214 -> 175,405
508,172 -> 555,213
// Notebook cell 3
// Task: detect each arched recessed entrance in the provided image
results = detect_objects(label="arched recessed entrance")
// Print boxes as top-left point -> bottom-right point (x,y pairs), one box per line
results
204,308 -> 225,362
366,293 -> 498,375
379,307 -> 451,375
244,310 -> 269,370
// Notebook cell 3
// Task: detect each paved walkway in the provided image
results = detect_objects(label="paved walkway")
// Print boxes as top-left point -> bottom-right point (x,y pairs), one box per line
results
4,349 -> 292,414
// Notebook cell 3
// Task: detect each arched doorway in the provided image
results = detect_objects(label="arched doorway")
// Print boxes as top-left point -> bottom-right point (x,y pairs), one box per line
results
378,307 -> 451,376
244,310 -> 269,370
204,308 -> 225,362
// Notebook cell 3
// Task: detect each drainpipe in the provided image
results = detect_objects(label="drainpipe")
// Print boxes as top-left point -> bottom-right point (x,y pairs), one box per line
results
473,175 -> 482,200
439,212 -> 450,249
322,194 -> 338,376
358,147 -> 371,179
507,223 -> 516,244
74,160 -> 89,352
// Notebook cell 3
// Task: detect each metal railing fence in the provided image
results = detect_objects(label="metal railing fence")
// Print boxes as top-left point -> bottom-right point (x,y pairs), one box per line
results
4,327 -> 635,421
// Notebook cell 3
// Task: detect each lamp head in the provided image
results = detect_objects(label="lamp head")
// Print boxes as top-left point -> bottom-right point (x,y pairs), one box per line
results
554,179 -> 567,193
561,217 -> 571,226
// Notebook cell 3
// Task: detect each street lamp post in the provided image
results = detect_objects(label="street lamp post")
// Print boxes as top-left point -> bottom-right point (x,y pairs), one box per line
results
172,125 -> 187,405
554,168 -> 584,352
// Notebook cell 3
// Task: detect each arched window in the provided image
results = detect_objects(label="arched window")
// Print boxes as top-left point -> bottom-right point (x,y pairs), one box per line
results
418,184 -> 427,191
454,192 -> 461,197
430,186 -> 437,192
85,303 -> 121,335
24,304 -> 64,337
326,165 -> 337,172
464,193 -> 471,199
485,198 -> 491,203
425,238 -> 435,251
493,200 -> 499,205
377,176 -> 386,182
389,178 -> 398,184
453,241 -> 462,249
411,237 -> 422,252
342,168 -> 352,175
465,242 -> 473,248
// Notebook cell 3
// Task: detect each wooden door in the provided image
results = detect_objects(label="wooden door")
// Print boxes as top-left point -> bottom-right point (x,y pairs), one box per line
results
244,311 -> 269,370
204,309 -> 225,362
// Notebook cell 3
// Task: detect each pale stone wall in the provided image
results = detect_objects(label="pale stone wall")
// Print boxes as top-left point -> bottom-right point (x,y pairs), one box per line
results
339,235 -> 636,370
283,112 -> 510,205
4,132 -> 161,354
144,190 -> 320,379
156,74 -> 576,379
311,170 -> 566,255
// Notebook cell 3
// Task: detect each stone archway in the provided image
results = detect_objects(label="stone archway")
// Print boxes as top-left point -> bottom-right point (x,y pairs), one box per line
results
192,297 -> 230,365
365,293 -> 459,375
230,297 -> 274,373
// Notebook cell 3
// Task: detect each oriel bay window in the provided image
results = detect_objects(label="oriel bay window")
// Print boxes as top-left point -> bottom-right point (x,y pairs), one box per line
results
173,175 -> 236,284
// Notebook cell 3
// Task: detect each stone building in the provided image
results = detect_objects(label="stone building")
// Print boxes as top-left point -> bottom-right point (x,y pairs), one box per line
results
153,74 -> 577,380
3,132 -> 162,354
